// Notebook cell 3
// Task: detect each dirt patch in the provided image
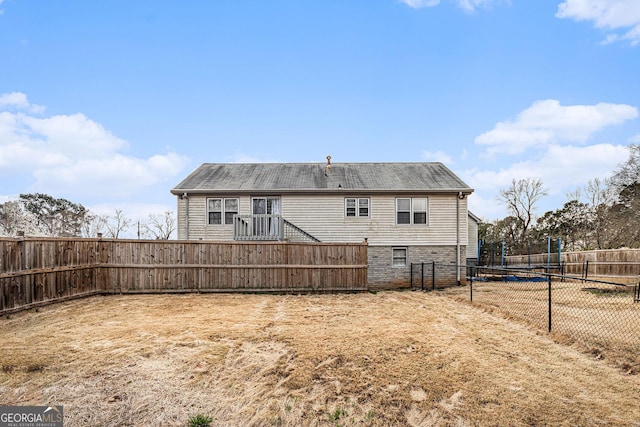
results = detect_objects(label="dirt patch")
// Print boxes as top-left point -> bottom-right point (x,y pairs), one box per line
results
1,292 -> 639,426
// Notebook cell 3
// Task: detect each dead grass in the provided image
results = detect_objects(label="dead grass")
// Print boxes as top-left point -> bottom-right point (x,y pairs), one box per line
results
444,279 -> 640,374
1,292 -> 640,426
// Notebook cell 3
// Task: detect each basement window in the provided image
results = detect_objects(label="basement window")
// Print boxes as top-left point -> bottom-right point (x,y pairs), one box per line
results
392,247 -> 408,267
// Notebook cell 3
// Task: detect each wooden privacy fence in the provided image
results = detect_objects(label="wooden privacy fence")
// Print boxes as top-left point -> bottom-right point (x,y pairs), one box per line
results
0,237 -> 368,314
504,248 -> 640,280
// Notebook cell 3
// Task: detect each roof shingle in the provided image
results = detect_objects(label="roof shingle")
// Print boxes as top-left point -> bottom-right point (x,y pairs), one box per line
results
171,162 -> 473,194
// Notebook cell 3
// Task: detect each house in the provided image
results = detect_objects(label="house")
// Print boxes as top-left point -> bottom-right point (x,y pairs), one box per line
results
170,159 -> 474,288
467,211 -> 482,267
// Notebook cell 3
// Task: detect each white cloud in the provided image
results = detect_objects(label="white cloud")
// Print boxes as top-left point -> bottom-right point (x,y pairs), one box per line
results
0,92 -> 190,200
398,0 -> 440,9
467,193 -> 505,222
421,149 -> 453,163
475,99 -> 638,157
630,133 -> 640,143
455,0 -> 499,13
0,92 -> 28,108
461,143 -> 628,219
23,113 -> 128,155
31,152 -> 188,198
0,92 -> 45,114
556,0 -> 640,45
466,143 -> 626,191
399,0 -> 505,12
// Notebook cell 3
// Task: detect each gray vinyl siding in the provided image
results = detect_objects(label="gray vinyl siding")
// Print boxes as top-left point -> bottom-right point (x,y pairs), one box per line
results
281,194 -> 467,246
177,195 -> 238,240
179,193 -> 468,247
466,215 -> 479,259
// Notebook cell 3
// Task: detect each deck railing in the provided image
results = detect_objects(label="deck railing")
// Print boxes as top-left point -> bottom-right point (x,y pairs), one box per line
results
233,214 -> 282,241
233,215 -> 320,242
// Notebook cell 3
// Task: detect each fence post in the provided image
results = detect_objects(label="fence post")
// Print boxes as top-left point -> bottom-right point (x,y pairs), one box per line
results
410,263 -> 414,289
470,269 -> 473,302
548,275 -> 552,333
547,237 -> 551,274
585,260 -> 589,281
421,262 -> 424,291
432,261 -> 435,291
490,242 -> 495,266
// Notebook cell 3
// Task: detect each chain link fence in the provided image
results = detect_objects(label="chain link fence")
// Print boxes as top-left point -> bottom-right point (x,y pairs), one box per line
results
443,266 -> 640,372
409,262 -> 465,290
479,238 -> 563,267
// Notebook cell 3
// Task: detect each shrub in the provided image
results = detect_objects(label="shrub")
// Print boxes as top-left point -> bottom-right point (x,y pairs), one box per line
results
188,414 -> 213,427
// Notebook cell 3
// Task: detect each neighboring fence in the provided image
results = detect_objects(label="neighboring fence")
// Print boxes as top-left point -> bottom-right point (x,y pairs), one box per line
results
0,237 -> 368,314
445,266 -> 640,371
504,249 -> 640,283
409,262 -> 465,290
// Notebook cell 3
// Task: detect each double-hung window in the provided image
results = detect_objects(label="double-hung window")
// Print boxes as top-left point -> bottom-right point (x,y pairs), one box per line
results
207,198 -> 239,225
345,198 -> 370,218
396,198 -> 428,225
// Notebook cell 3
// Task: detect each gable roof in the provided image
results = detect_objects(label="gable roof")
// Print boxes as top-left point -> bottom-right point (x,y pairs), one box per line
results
171,162 -> 473,195
468,211 -> 482,224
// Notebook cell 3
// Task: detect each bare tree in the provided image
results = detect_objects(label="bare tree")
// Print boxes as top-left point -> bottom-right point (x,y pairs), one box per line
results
585,178 -> 614,207
609,144 -> 640,192
497,178 -> 548,245
142,210 -> 176,240
105,209 -> 133,239
81,213 -> 108,238
583,178 -> 614,249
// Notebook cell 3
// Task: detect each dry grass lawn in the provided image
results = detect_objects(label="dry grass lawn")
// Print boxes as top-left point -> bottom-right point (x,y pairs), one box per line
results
1,291 -> 639,426
443,279 -> 640,374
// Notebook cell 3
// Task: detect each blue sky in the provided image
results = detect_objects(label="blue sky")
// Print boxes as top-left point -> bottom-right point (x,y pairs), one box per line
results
1,0 -> 639,228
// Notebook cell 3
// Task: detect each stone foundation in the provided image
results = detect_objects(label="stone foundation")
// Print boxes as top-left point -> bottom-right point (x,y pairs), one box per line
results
368,245 -> 466,290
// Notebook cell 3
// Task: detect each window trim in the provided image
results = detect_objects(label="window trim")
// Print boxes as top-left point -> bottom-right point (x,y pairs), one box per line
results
396,197 -> 428,225
207,197 -> 239,226
345,197 -> 370,218
392,247 -> 408,267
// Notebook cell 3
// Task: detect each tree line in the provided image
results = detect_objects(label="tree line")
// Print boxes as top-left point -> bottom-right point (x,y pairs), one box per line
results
0,193 -> 176,239
482,144 -> 640,256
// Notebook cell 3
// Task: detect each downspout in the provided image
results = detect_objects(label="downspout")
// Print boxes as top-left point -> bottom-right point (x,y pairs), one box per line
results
456,192 -> 461,285
182,193 -> 189,240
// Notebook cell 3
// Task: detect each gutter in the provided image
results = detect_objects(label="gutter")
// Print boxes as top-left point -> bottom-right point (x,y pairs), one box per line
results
170,188 -> 474,196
